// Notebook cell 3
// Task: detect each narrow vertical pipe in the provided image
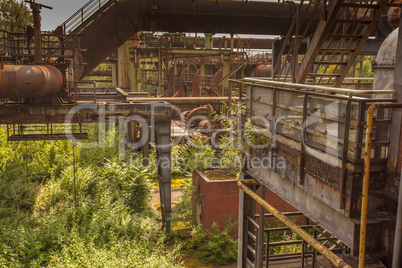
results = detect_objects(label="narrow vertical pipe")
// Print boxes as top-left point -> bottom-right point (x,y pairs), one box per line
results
359,104 -> 376,268
33,5 -> 43,63
359,103 -> 402,268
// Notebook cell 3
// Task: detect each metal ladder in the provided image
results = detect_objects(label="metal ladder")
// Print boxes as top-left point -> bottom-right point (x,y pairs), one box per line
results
274,0 -> 390,87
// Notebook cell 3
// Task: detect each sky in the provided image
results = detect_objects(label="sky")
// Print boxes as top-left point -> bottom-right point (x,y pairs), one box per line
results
35,0 -> 277,37
35,0 -> 88,31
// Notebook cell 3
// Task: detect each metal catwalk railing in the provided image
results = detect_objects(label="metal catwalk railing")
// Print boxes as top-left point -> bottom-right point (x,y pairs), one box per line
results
60,0 -> 117,34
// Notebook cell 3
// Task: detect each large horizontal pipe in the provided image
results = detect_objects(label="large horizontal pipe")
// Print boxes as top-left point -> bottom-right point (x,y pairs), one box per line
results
75,0 -> 323,79
126,96 -> 238,105
0,65 -> 63,98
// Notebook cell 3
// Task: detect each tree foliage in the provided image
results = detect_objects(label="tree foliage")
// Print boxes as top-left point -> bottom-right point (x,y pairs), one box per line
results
0,0 -> 32,33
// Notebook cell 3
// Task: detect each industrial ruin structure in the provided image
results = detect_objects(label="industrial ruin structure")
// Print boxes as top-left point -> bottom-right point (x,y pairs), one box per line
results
1,0 -> 402,267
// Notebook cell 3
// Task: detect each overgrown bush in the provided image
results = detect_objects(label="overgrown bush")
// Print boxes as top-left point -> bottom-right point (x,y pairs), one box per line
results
185,223 -> 237,265
0,126 -> 182,267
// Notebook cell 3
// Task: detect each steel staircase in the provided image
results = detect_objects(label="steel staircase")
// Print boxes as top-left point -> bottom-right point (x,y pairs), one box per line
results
274,0 -> 391,87
60,0 -> 117,34
210,60 -> 246,97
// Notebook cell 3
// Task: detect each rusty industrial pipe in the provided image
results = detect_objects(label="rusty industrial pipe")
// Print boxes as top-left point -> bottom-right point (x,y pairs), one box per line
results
0,65 -> 63,98
126,96 -> 238,105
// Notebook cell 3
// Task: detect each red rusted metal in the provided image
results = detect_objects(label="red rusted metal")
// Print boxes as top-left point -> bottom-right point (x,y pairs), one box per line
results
252,65 -> 272,77
190,69 -> 201,97
161,66 -> 182,97
87,70 -> 112,77
210,67 -> 223,97
0,65 -> 63,98
172,68 -> 186,97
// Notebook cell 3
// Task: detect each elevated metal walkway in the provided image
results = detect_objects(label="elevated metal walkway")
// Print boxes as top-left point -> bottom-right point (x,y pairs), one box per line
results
60,0 -> 117,35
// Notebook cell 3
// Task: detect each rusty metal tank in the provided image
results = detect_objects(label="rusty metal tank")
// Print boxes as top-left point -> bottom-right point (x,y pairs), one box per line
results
373,28 -> 398,99
251,65 -> 272,78
0,65 -> 63,98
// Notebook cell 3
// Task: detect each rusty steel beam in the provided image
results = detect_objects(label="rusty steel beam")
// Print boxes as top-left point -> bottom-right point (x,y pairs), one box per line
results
0,102 -> 171,125
75,0 -> 323,79
179,36 -> 276,50
87,70 -> 113,77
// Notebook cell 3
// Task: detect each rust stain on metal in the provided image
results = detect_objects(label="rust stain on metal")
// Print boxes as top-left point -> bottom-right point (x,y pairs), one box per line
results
0,65 -> 63,98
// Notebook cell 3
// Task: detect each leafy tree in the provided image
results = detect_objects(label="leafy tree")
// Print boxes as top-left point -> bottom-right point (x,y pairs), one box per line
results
0,0 -> 32,33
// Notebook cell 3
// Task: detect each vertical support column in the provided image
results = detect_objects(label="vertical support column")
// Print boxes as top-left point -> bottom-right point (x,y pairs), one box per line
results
32,4 -> 43,63
118,42 -> 132,89
158,47 -> 162,88
238,173 -> 257,268
200,61 -> 206,96
272,41 -> 282,80
223,51 -> 231,96
131,49 -> 140,92
143,125 -> 151,166
340,99 -> 352,210
186,60 -> 191,97
111,62 -> 117,87
205,33 -> 214,50
256,185 -> 265,268
300,94 -> 308,185
154,120 -> 172,231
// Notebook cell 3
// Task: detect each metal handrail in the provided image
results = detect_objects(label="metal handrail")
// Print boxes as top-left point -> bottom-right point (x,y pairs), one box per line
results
243,77 -> 395,96
60,0 -> 115,34
238,180 -> 352,268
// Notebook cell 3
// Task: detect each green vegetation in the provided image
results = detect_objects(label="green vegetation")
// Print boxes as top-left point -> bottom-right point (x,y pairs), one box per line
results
0,108 -> 300,267
0,0 -> 32,33
0,126 -> 181,267
185,223 -> 237,265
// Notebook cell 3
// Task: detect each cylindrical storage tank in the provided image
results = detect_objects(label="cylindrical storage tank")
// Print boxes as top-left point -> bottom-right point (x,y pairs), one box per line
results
373,28 -> 399,99
252,65 -> 272,78
0,65 -> 63,98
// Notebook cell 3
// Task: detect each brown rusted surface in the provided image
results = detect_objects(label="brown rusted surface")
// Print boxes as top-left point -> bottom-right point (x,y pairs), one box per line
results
161,66 -> 182,97
127,97 -> 235,105
252,65 -> 272,77
76,0 -> 323,79
0,65 -> 63,98
0,102 -> 171,125
172,68 -> 185,97
213,38 -> 275,50
190,69 -> 201,97
185,106 -> 209,125
87,70 -> 112,77
210,67 -> 223,97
